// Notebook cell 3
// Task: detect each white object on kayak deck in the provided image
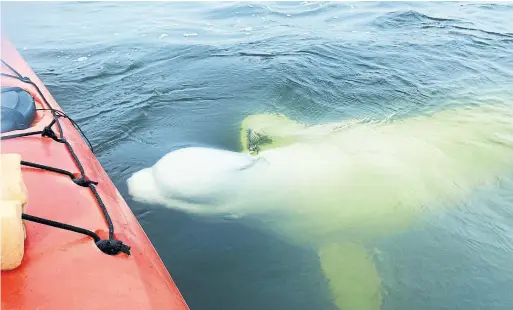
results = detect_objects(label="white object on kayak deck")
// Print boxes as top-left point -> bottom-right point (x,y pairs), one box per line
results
1,153 -> 28,270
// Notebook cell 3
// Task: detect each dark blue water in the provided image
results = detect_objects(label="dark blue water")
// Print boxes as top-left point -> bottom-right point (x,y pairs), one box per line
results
2,2 -> 513,309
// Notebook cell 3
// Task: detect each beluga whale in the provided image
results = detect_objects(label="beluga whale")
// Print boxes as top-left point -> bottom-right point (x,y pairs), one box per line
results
127,102 -> 513,310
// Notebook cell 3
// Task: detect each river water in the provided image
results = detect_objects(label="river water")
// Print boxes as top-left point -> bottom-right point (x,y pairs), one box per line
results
2,2 -> 513,309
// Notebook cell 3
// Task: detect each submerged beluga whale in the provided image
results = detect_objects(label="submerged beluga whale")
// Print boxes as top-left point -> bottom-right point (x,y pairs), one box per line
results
127,103 -> 513,310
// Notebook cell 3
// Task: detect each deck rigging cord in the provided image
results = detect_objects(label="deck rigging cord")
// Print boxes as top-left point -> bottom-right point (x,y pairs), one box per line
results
1,58 -> 130,255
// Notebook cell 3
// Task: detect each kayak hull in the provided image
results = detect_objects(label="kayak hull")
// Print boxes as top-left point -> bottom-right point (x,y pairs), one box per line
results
1,36 -> 189,310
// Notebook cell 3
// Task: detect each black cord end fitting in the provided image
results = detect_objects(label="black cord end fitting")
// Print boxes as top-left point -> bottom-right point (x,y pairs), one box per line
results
96,239 -> 131,256
72,177 -> 98,187
42,126 -> 61,142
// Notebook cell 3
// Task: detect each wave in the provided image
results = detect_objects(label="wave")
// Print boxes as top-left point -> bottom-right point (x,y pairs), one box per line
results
373,10 -> 464,29
201,1 -> 342,20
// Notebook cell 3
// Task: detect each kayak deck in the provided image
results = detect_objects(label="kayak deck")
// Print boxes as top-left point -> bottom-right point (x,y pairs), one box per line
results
1,36 -> 189,309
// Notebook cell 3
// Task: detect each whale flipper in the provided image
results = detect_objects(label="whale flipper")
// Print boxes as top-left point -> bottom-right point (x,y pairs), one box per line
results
319,242 -> 382,310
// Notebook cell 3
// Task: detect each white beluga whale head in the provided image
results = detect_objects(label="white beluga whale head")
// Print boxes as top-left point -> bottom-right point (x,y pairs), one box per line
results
127,146 -> 270,215
127,103 -> 513,310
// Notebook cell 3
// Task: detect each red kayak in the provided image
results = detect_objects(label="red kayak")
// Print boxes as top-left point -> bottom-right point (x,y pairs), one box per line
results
1,35 -> 190,309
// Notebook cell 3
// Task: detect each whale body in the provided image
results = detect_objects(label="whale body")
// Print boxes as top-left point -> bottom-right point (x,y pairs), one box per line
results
127,103 -> 513,310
